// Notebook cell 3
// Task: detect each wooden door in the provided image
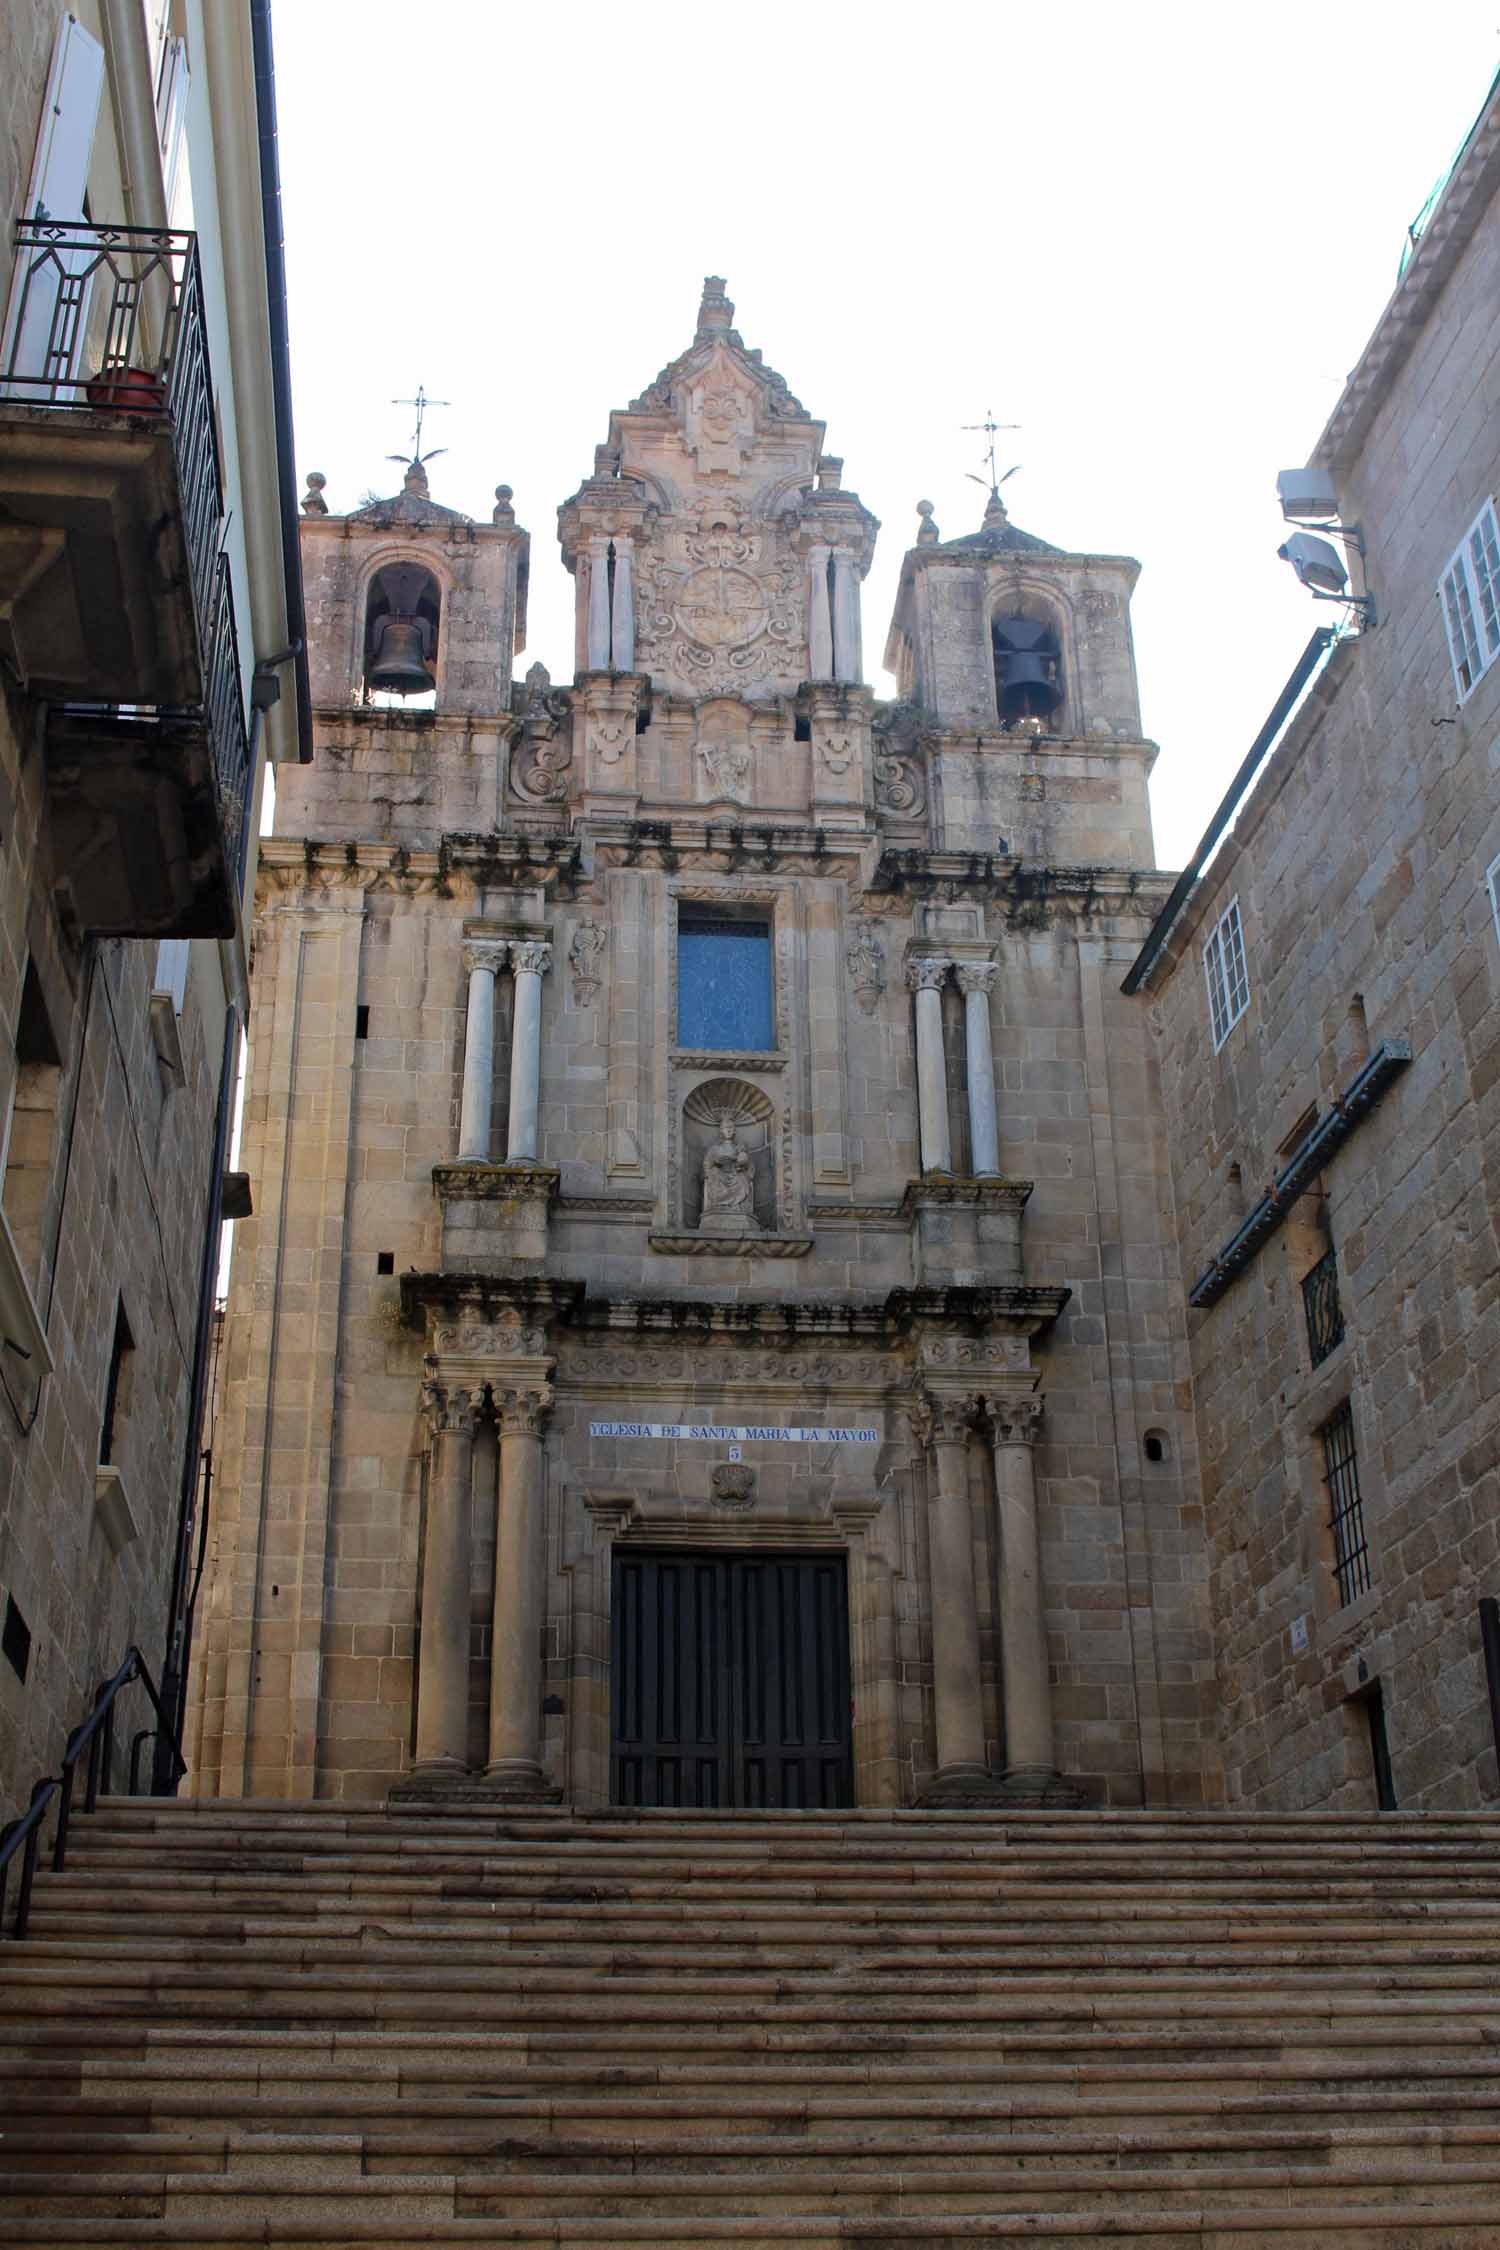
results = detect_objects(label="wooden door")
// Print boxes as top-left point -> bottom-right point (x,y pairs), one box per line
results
610,1551 -> 853,1809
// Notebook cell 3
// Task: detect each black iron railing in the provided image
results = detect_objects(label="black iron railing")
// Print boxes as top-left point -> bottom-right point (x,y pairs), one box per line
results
1302,1243 -> 1346,1369
2,219 -> 224,663
202,552 -> 253,884
0,1647 -> 184,1940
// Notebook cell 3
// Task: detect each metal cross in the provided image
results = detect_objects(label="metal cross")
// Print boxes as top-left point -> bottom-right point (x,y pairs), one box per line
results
391,385 -> 450,465
963,407 -> 1020,494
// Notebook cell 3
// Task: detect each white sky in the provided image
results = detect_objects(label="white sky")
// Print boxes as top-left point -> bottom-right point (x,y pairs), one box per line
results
271,1 -> 1498,869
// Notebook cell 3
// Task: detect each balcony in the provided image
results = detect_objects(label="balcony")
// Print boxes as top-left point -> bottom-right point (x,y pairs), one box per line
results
0,222 -> 251,935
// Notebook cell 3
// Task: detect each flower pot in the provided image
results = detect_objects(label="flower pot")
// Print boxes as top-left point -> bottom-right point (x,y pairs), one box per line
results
85,366 -> 166,414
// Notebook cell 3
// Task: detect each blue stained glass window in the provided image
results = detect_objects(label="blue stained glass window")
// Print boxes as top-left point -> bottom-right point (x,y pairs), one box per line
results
677,915 -> 774,1050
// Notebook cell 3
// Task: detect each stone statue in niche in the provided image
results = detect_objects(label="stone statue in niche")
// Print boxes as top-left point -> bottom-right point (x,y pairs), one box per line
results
568,922 -> 607,1004
846,923 -> 885,1017
700,1114 -> 758,1235
696,700 -> 753,802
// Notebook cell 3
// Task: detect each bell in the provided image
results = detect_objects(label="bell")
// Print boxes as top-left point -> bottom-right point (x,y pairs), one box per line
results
367,615 -> 434,697
993,617 -> 1061,725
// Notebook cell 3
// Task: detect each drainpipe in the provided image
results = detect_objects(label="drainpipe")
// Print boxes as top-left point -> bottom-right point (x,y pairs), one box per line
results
152,1005 -> 238,1792
100,0 -> 168,229
249,0 -> 312,762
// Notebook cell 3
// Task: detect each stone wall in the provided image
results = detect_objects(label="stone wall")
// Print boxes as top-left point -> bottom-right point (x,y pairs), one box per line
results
1143,168 -> 1500,1810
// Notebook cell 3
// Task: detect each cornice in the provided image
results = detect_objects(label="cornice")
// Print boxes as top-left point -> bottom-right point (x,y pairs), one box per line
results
255,834 -> 583,900
1315,86 -> 1500,476
400,1271 -> 585,1332
587,816 -> 869,876
865,849 -> 1172,920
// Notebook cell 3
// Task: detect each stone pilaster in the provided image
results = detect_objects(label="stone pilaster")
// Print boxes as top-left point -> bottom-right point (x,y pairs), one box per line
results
906,956 -> 953,1174
413,1376 -> 482,1774
487,1380 -> 555,1790
910,1390 -> 988,1790
457,938 -> 508,1163
505,940 -> 552,1164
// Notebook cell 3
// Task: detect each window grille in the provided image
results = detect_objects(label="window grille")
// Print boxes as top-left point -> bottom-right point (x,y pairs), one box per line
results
1320,1400 -> 1371,1608
1439,499 -> 1500,700
1301,1243 -> 1345,1368
1202,897 -> 1250,1051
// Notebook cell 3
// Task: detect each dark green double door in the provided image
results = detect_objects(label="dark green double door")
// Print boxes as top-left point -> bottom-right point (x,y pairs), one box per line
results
610,1551 -> 853,1809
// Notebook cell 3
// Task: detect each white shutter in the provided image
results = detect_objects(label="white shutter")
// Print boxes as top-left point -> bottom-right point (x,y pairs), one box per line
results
1468,502 -> 1500,664
2,16 -> 106,395
23,13 -> 105,223
155,36 -> 192,230
153,939 -> 190,1015
1441,560 -> 1480,698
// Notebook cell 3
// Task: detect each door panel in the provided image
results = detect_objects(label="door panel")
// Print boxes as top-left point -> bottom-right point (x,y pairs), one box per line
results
611,1551 -> 852,1809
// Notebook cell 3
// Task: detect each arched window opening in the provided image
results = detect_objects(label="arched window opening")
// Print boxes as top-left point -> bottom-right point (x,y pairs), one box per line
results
992,612 -> 1062,729
364,562 -> 441,705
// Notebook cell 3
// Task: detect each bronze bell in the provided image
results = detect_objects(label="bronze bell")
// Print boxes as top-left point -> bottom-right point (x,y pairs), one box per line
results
367,614 -> 434,697
994,617 -> 1061,725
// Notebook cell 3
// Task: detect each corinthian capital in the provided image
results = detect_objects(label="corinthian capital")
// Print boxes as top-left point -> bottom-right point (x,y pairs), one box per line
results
463,937 -> 509,978
955,962 -> 998,997
420,1377 -> 483,1440
495,1382 -> 555,1437
509,940 -> 554,980
905,956 -> 951,994
908,1388 -> 976,1448
990,1397 -> 1043,1447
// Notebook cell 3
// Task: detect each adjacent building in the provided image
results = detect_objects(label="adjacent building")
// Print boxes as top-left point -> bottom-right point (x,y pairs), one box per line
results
0,0 -> 306,1815
1130,76 -> 1500,1808
188,278 -> 1218,1811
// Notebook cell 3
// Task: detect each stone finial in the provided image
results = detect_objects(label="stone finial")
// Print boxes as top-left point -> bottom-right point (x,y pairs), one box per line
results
982,487 -> 1009,531
493,483 -> 515,525
301,470 -> 328,516
593,443 -> 620,479
402,457 -> 430,497
916,498 -> 938,546
696,274 -> 734,336
816,455 -> 843,492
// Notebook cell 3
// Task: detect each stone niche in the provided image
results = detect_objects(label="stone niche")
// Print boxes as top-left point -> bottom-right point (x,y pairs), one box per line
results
681,1077 -> 776,1232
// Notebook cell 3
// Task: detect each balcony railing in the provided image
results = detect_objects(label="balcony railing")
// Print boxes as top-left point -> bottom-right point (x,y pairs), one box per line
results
1302,1243 -> 1346,1370
202,552 -> 252,889
2,219 -> 223,655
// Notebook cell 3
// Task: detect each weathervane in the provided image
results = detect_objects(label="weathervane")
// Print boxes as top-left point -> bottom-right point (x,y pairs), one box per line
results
962,407 -> 1020,497
389,384 -> 450,470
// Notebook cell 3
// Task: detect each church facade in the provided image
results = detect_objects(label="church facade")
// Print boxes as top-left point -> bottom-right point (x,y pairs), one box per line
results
188,280 -> 1219,1811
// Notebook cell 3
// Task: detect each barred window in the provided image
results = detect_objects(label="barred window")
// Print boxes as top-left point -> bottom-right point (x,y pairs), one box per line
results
1439,499 -> 1500,701
1320,1400 -> 1371,1608
1487,851 -> 1500,949
1203,897 -> 1250,1052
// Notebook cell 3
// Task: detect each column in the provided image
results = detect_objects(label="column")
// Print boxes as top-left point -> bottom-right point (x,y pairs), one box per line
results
906,958 -> 952,1173
487,1382 -> 554,1787
586,536 -> 612,669
457,939 -> 508,1162
991,1401 -> 1056,1787
807,543 -> 833,678
913,1393 -> 988,1786
413,1379 -> 480,1773
957,962 -> 1001,1177
831,546 -> 859,681
505,940 -> 552,1163
610,534 -> 635,670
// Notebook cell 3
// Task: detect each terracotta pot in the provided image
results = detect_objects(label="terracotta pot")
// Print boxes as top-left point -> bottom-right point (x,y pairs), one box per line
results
85,366 -> 166,413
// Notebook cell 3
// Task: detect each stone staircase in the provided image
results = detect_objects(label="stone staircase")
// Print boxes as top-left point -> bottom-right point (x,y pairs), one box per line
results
2,1801 -> 1500,2245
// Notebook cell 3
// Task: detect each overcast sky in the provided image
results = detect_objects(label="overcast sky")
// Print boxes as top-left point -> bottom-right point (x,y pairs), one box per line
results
270,2 -> 1498,868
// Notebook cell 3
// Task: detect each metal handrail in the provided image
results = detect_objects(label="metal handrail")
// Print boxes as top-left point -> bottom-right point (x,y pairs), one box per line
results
0,1646 -> 184,1940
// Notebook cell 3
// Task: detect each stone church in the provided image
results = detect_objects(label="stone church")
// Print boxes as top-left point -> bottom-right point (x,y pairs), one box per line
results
188,277 -> 1218,1812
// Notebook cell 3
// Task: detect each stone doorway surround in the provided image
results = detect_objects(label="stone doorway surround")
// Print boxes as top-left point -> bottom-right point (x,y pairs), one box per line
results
571,1488 -> 894,1809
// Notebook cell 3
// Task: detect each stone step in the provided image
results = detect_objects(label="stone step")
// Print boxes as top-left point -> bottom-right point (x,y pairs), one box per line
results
8,2206 -> 1500,2246
7,2120 -> 1500,2176
6,2154 -> 1500,2221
